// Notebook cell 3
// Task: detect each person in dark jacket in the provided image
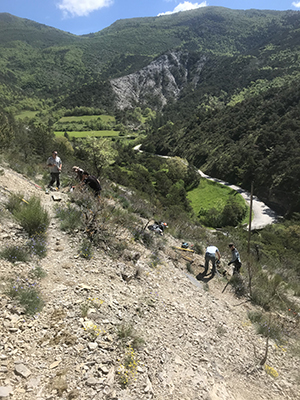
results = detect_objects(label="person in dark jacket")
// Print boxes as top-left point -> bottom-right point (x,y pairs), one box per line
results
82,171 -> 102,197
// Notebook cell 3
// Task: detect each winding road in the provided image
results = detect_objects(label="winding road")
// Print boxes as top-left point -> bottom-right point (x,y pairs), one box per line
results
198,170 -> 278,230
134,144 -> 278,230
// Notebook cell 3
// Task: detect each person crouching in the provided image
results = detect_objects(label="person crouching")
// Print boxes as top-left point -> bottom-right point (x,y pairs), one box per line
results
82,171 -> 102,197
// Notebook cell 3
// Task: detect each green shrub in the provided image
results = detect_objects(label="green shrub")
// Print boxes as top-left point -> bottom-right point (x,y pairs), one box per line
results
69,191 -> 95,209
7,281 -> 44,315
119,196 -> 130,209
5,193 -> 23,213
221,199 -> 247,227
26,234 -> 47,258
29,266 -> 47,279
133,228 -> 154,248
55,203 -> 83,231
193,243 -> 204,255
117,323 -> 135,340
14,196 -> 50,236
247,310 -> 263,324
79,238 -> 93,259
247,311 -> 284,343
198,200 -> 246,228
251,272 -> 290,311
131,336 -> 145,350
170,220 -> 205,242
116,323 -> 144,350
229,273 -> 247,297
199,207 -> 222,228
0,245 -> 29,263
149,251 -> 162,268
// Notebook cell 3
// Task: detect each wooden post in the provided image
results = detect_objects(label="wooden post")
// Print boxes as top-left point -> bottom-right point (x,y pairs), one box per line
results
247,181 -> 254,254
247,181 -> 254,297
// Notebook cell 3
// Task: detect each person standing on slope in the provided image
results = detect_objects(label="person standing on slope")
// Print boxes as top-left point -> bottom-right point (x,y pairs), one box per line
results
204,245 -> 221,276
228,243 -> 242,274
47,150 -> 62,190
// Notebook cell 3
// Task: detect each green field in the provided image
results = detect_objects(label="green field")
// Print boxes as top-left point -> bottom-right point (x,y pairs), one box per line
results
15,110 -> 38,120
58,115 -> 115,123
187,178 -> 250,224
54,130 -> 120,138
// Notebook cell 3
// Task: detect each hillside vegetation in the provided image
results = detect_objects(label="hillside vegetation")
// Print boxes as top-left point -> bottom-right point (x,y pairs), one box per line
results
1,9 -> 300,216
0,159 -> 300,399
1,8 -> 300,110
1,8 -> 300,397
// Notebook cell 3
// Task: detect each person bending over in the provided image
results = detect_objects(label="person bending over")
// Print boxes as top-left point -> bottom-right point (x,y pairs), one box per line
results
82,171 -> 102,197
204,245 -> 221,276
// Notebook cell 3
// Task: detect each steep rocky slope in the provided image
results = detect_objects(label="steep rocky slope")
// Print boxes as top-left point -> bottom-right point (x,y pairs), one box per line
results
0,165 -> 299,400
111,51 -> 206,110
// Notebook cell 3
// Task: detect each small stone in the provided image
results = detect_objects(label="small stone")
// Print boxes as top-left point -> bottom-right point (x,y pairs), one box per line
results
15,363 -> 31,378
8,328 -> 18,333
99,365 -> 109,374
88,342 -> 98,351
0,386 -> 13,398
49,360 -> 62,369
86,377 -> 98,387
26,377 -> 40,390
144,377 -> 153,394
67,388 -> 80,399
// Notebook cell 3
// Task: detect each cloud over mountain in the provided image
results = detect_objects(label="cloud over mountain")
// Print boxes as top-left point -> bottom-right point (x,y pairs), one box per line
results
158,1 -> 207,16
57,0 -> 114,17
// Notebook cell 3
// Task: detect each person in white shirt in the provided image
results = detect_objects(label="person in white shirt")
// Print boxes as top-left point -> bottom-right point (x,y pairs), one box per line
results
204,245 -> 221,276
47,150 -> 62,190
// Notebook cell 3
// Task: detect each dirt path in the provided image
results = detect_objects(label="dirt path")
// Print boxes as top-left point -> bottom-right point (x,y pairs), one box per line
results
0,165 -> 298,400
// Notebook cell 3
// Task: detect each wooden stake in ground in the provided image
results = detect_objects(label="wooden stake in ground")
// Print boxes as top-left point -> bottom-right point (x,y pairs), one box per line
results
247,181 -> 254,298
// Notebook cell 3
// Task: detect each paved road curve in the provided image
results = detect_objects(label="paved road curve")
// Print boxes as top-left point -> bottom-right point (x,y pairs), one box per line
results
198,170 -> 278,230
134,145 -> 278,229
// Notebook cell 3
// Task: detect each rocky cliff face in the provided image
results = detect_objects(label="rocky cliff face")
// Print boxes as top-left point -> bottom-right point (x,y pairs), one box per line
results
111,51 -> 207,110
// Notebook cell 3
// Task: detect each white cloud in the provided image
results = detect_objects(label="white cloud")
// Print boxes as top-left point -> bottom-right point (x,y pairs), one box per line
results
57,0 -> 113,17
158,1 -> 208,16
292,1 -> 300,7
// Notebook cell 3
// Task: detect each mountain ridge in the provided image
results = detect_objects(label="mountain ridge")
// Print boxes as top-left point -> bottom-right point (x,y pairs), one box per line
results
2,8 -> 300,214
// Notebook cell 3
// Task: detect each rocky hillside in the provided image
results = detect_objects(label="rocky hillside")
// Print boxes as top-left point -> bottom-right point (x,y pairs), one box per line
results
111,51 -> 207,110
0,165 -> 299,400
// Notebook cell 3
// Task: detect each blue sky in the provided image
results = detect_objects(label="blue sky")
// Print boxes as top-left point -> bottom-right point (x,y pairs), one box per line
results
1,0 -> 300,35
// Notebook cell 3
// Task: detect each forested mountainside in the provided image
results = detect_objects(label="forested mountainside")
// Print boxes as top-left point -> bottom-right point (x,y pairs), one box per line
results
1,7 -> 300,111
142,76 -> 300,215
1,7 -> 300,214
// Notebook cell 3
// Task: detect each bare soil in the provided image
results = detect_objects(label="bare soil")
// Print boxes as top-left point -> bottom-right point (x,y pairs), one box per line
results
0,165 -> 299,400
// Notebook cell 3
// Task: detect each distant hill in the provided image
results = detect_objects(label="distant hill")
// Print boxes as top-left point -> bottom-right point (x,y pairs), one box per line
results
1,8 -> 300,111
2,8 -> 300,215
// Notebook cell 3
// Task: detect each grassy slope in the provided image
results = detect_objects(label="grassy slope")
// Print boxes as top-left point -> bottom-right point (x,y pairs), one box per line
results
54,130 -> 120,138
58,115 -> 115,123
187,178 -> 250,225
